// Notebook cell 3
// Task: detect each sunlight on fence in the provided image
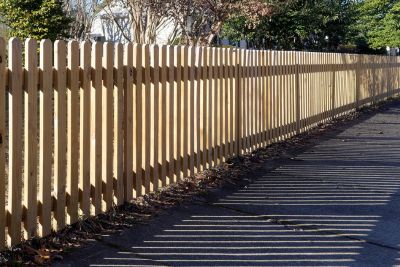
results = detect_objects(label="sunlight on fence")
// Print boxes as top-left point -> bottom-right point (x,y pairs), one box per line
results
0,36 -> 399,247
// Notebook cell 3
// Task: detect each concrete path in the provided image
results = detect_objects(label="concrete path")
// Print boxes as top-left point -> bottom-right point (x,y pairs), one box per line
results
57,103 -> 400,267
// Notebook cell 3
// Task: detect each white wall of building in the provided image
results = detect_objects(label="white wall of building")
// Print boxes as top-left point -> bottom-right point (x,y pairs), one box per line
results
90,2 -> 178,44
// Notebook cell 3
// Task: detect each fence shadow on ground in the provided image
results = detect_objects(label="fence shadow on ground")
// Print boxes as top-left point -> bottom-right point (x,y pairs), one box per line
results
62,104 -> 400,266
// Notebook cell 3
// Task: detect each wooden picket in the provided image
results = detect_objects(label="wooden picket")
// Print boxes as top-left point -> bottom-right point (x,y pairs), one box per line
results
102,43 -> 113,211
123,42 -> 133,201
167,45 -> 175,184
79,41 -> 91,217
114,43 -> 124,204
23,39 -> 38,238
160,45 -> 167,186
0,36 -> 399,247
133,43 -> 143,197
8,38 -> 23,246
0,37 -> 5,250
66,41 -> 79,224
143,44 -> 151,192
54,40 -> 67,230
182,46 -> 189,177
38,39 -> 52,237
91,42 -> 103,214
150,45 -> 159,191
174,46 -> 182,180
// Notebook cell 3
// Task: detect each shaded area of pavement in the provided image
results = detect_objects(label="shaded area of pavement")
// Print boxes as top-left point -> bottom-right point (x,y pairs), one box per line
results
57,104 -> 400,267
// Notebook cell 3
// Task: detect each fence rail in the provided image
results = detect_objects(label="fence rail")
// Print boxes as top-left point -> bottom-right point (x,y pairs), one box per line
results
0,37 -> 399,248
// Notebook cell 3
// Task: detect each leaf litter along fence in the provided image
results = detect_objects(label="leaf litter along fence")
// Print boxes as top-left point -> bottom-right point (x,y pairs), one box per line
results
0,36 -> 399,248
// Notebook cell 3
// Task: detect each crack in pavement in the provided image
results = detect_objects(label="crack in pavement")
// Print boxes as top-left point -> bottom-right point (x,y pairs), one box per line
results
91,188 -> 400,267
191,200 -> 400,253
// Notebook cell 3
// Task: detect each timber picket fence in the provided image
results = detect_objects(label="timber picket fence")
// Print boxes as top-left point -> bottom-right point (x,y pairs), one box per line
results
0,37 -> 399,248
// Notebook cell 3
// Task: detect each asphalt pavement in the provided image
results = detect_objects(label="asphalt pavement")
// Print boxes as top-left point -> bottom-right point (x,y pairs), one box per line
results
56,103 -> 400,267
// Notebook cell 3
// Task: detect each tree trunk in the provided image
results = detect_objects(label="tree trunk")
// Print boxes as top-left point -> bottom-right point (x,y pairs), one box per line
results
206,21 -> 223,45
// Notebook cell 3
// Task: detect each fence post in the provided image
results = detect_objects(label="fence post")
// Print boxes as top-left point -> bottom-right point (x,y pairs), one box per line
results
372,56 -> 376,104
331,54 -> 336,119
388,57 -> 390,98
355,55 -> 360,110
235,48 -> 241,155
295,52 -> 300,135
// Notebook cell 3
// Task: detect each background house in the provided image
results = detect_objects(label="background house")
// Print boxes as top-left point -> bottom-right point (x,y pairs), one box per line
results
89,2 -> 178,44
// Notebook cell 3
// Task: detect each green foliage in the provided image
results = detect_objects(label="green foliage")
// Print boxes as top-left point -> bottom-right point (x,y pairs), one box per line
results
358,0 -> 400,49
0,0 -> 71,40
222,0 -> 360,52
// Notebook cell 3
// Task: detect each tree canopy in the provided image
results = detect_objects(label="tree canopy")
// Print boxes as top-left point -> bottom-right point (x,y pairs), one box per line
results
357,0 -> 400,49
223,0 -> 359,51
103,0 -> 279,45
0,0 -> 399,53
0,0 -> 71,40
